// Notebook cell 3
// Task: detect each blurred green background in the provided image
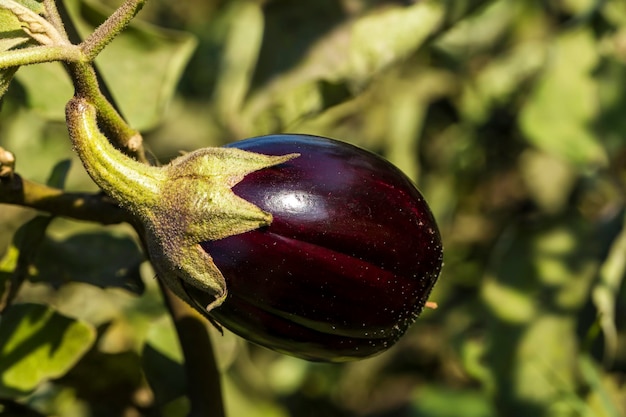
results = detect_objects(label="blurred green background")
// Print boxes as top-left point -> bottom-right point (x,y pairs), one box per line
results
1,0 -> 626,416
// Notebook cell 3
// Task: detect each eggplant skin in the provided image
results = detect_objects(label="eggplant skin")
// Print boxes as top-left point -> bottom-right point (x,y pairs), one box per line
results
188,134 -> 443,362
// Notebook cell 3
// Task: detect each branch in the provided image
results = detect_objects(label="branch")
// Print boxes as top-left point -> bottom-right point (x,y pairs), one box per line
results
0,45 -> 82,68
0,173 -> 129,225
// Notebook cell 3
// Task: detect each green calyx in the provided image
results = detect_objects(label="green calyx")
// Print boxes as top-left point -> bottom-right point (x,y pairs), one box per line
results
65,97 -> 299,312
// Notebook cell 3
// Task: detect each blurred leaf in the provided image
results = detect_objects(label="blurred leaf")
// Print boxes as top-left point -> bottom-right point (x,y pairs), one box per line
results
0,106 -> 74,185
0,160 -> 70,307
435,0 -> 516,58
58,347 -> 144,411
14,62 -> 73,119
213,1 -> 264,123
143,316 -> 186,406
45,159 -> 71,188
0,303 -> 96,397
579,355 -> 624,417
592,213 -> 626,364
0,7 -> 29,99
346,1 -> 443,84
596,58 -> 626,153
222,376 -> 288,417
0,242 -> 19,305
0,216 -> 52,306
411,385 -> 495,417
242,1 -> 444,134
8,0 -> 44,13
603,0 -> 626,25
482,214 -> 602,416
267,355 -> 309,395
519,150 -> 578,214
459,40 -> 547,124
161,396 -> 191,417
32,231 -> 144,294
519,28 -> 608,167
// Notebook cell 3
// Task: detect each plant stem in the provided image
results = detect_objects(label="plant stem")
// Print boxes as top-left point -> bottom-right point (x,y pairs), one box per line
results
0,174 -> 129,225
65,97 -> 164,214
81,0 -> 147,61
43,0 -> 69,40
0,45 -> 82,69
66,61 -> 149,163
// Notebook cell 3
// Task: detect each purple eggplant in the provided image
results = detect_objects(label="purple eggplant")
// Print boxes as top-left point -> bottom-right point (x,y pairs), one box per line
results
183,135 -> 443,362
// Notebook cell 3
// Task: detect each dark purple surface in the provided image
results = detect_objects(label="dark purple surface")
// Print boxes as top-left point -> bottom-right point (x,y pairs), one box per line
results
188,135 -> 442,361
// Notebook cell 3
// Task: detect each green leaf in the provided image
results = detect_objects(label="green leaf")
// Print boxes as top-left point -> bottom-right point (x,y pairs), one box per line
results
58,347 -> 144,411
0,8 -> 30,50
0,66 -> 18,100
579,355 -> 623,417
213,1 -> 264,122
0,216 -> 53,310
0,6 -> 32,100
592,213 -> 626,364
0,244 -> 19,303
519,150 -> 578,214
32,231 -> 145,294
482,213 -> 603,416
10,0 -> 44,14
45,159 -> 71,188
346,1 -> 444,84
0,160 -> 69,305
143,316 -> 186,406
519,28 -> 608,167
411,385 -> 495,417
242,1 -> 444,134
0,303 -> 96,397
14,62 -> 73,119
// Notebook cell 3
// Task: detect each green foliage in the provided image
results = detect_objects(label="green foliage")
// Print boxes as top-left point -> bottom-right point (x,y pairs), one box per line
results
32,231 -> 144,293
0,303 -> 96,397
1,0 -> 626,416
519,29 -> 607,167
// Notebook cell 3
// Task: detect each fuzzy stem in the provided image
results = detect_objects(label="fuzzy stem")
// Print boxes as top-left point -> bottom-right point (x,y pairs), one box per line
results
0,45 -> 82,69
0,174 -> 129,225
65,97 -> 165,216
43,0 -> 69,40
66,62 -> 147,158
81,0 -> 146,61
